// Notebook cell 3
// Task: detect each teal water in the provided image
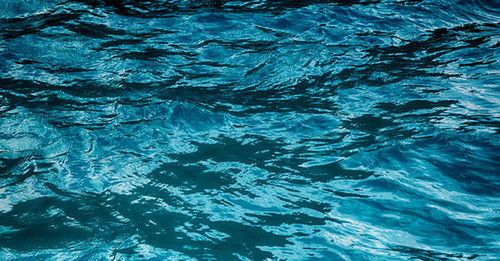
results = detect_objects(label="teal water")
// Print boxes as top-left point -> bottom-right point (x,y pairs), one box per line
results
0,0 -> 499,260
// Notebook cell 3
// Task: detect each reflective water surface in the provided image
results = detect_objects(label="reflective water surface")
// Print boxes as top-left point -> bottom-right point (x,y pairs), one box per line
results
1,0 -> 499,260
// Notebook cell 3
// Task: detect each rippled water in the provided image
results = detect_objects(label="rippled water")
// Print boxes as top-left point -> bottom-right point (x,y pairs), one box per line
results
1,0 -> 499,260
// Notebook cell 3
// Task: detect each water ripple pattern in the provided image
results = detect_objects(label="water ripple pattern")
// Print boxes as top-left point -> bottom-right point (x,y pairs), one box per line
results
1,0 -> 499,260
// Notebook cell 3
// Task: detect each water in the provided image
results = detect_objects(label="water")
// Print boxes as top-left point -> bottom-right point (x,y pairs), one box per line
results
0,0 -> 499,260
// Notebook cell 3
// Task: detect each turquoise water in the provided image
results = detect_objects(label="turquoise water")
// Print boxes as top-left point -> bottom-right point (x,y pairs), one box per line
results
0,0 -> 499,260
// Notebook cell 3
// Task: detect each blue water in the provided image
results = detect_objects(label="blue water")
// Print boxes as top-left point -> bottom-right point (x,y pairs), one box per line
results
1,0 -> 499,260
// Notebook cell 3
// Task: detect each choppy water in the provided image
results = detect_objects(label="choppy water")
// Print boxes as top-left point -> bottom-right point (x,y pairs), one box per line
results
1,0 -> 500,260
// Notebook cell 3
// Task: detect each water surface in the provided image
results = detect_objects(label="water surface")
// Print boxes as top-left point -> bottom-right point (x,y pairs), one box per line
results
0,0 -> 499,260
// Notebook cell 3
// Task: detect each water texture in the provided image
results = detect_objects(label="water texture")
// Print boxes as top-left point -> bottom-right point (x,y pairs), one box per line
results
0,0 -> 499,260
